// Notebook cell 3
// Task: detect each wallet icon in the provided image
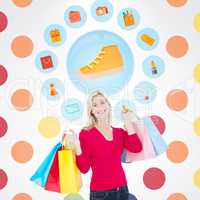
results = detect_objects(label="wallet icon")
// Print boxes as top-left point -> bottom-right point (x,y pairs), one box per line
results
69,11 -> 81,23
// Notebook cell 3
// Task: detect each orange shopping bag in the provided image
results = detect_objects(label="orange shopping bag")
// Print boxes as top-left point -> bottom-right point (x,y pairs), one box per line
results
123,10 -> 135,27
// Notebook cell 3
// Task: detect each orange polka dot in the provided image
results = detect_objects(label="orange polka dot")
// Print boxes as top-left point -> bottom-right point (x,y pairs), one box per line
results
166,141 -> 189,163
11,35 -> 33,58
12,193 -> 32,200
11,141 -> 33,163
167,193 -> 187,200
11,89 -> 33,111
167,0 -> 187,7
166,36 -> 188,58
12,0 -> 32,7
166,89 -> 188,111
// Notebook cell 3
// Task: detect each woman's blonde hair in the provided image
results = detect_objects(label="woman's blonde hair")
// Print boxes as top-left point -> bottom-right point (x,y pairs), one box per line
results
83,90 -> 112,130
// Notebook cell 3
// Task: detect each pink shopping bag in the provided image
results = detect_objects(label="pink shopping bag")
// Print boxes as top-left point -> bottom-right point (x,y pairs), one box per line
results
124,119 -> 156,162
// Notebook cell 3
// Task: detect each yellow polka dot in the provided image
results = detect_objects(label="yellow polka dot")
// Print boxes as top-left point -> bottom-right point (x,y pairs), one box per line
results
194,13 -> 200,32
38,116 -> 61,138
193,168 -> 200,189
193,64 -> 200,83
193,117 -> 200,136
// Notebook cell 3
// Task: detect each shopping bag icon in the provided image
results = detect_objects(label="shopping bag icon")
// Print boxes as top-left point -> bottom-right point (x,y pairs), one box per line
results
123,10 -> 135,27
40,56 -> 54,70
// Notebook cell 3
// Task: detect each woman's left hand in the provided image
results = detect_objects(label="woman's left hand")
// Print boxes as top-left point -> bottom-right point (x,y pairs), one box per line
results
121,110 -> 139,133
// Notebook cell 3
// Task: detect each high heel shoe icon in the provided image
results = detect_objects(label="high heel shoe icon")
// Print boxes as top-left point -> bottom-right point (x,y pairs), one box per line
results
78,45 -> 124,79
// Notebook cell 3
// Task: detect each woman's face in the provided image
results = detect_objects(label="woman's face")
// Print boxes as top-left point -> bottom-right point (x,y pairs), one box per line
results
91,95 -> 110,120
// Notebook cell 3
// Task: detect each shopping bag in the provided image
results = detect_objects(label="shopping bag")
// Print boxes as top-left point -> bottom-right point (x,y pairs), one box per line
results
45,147 -> 61,192
123,119 -> 157,163
58,148 -> 82,194
30,142 -> 62,187
122,116 -> 167,163
143,116 -> 168,155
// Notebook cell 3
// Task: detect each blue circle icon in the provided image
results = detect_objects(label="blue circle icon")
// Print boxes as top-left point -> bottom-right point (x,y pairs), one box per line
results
44,24 -> 67,47
35,50 -> 58,73
42,78 -> 65,101
91,0 -> 113,22
61,98 -> 83,120
133,81 -> 157,104
114,99 -> 135,122
64,6 -> 87,28
67,30 -> 134,96
118,8 -> 140,30
136,28 -> 159,50
143,55 -> 165,78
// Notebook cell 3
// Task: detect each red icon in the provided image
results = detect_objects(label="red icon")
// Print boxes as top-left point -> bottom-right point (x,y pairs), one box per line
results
69,11 -> 81,23
40,56 -> 54,70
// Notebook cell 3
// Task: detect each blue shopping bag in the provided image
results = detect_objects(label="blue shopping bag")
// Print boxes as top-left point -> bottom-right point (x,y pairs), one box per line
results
143,116 -> 168,155
30,142 -> 62,187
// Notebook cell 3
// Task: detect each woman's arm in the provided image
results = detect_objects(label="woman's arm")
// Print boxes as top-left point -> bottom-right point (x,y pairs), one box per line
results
121,109 -> 143,152
75,130 -> 91,174
121,128 -> 142,153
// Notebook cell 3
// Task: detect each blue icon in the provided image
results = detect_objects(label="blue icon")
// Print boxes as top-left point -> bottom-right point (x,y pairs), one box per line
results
67,30 -> 134,96
136,28 -> 159,50
42,78 -> 65,101
118,8 -> 140,30
64,6 -> 87,28
44,24 -> 66,47
91,0 -> 113,22
114,99 -> 135,122
61,98 -> 83,120
35,50 -> 58,73
143,55 -> 165,78
133,81 -> 157,104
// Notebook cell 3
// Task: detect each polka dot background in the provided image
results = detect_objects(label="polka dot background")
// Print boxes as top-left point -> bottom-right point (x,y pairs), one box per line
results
0,0 -> 200,199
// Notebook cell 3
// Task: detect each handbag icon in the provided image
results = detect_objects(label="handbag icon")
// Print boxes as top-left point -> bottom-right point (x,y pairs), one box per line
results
123,10 -> 135,27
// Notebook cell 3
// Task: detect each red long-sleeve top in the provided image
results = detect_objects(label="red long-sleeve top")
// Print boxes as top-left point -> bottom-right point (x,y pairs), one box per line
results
75,126 -> 142,191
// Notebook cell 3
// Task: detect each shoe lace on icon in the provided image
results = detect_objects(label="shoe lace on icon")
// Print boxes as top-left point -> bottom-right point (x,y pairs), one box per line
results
81,50 -> 106,72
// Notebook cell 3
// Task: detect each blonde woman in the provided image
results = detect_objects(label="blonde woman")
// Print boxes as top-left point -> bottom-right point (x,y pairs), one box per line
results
64,91 -> 142,200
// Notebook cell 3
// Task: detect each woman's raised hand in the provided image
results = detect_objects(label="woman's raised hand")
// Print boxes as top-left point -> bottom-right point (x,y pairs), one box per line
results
62,129 -> 82,156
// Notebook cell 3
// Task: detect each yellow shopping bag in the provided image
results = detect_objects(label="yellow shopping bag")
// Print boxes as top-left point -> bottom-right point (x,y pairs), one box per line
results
58,147 -> 82,194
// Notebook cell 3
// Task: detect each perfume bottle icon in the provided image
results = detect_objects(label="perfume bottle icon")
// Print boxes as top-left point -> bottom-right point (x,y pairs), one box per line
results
150,60 -> 158,75
49,83 -> 58,96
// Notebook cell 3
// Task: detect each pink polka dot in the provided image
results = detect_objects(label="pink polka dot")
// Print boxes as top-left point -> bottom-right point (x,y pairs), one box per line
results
143,167 -> 166,190
150,115 -> 166,135
0,65 -> 8,86
0,12 -> 8,32
0,169 -> 8,190
0,117 -> 8,138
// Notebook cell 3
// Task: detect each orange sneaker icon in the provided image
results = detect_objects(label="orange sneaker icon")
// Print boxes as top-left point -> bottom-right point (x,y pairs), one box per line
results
79,45 -> 124,79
